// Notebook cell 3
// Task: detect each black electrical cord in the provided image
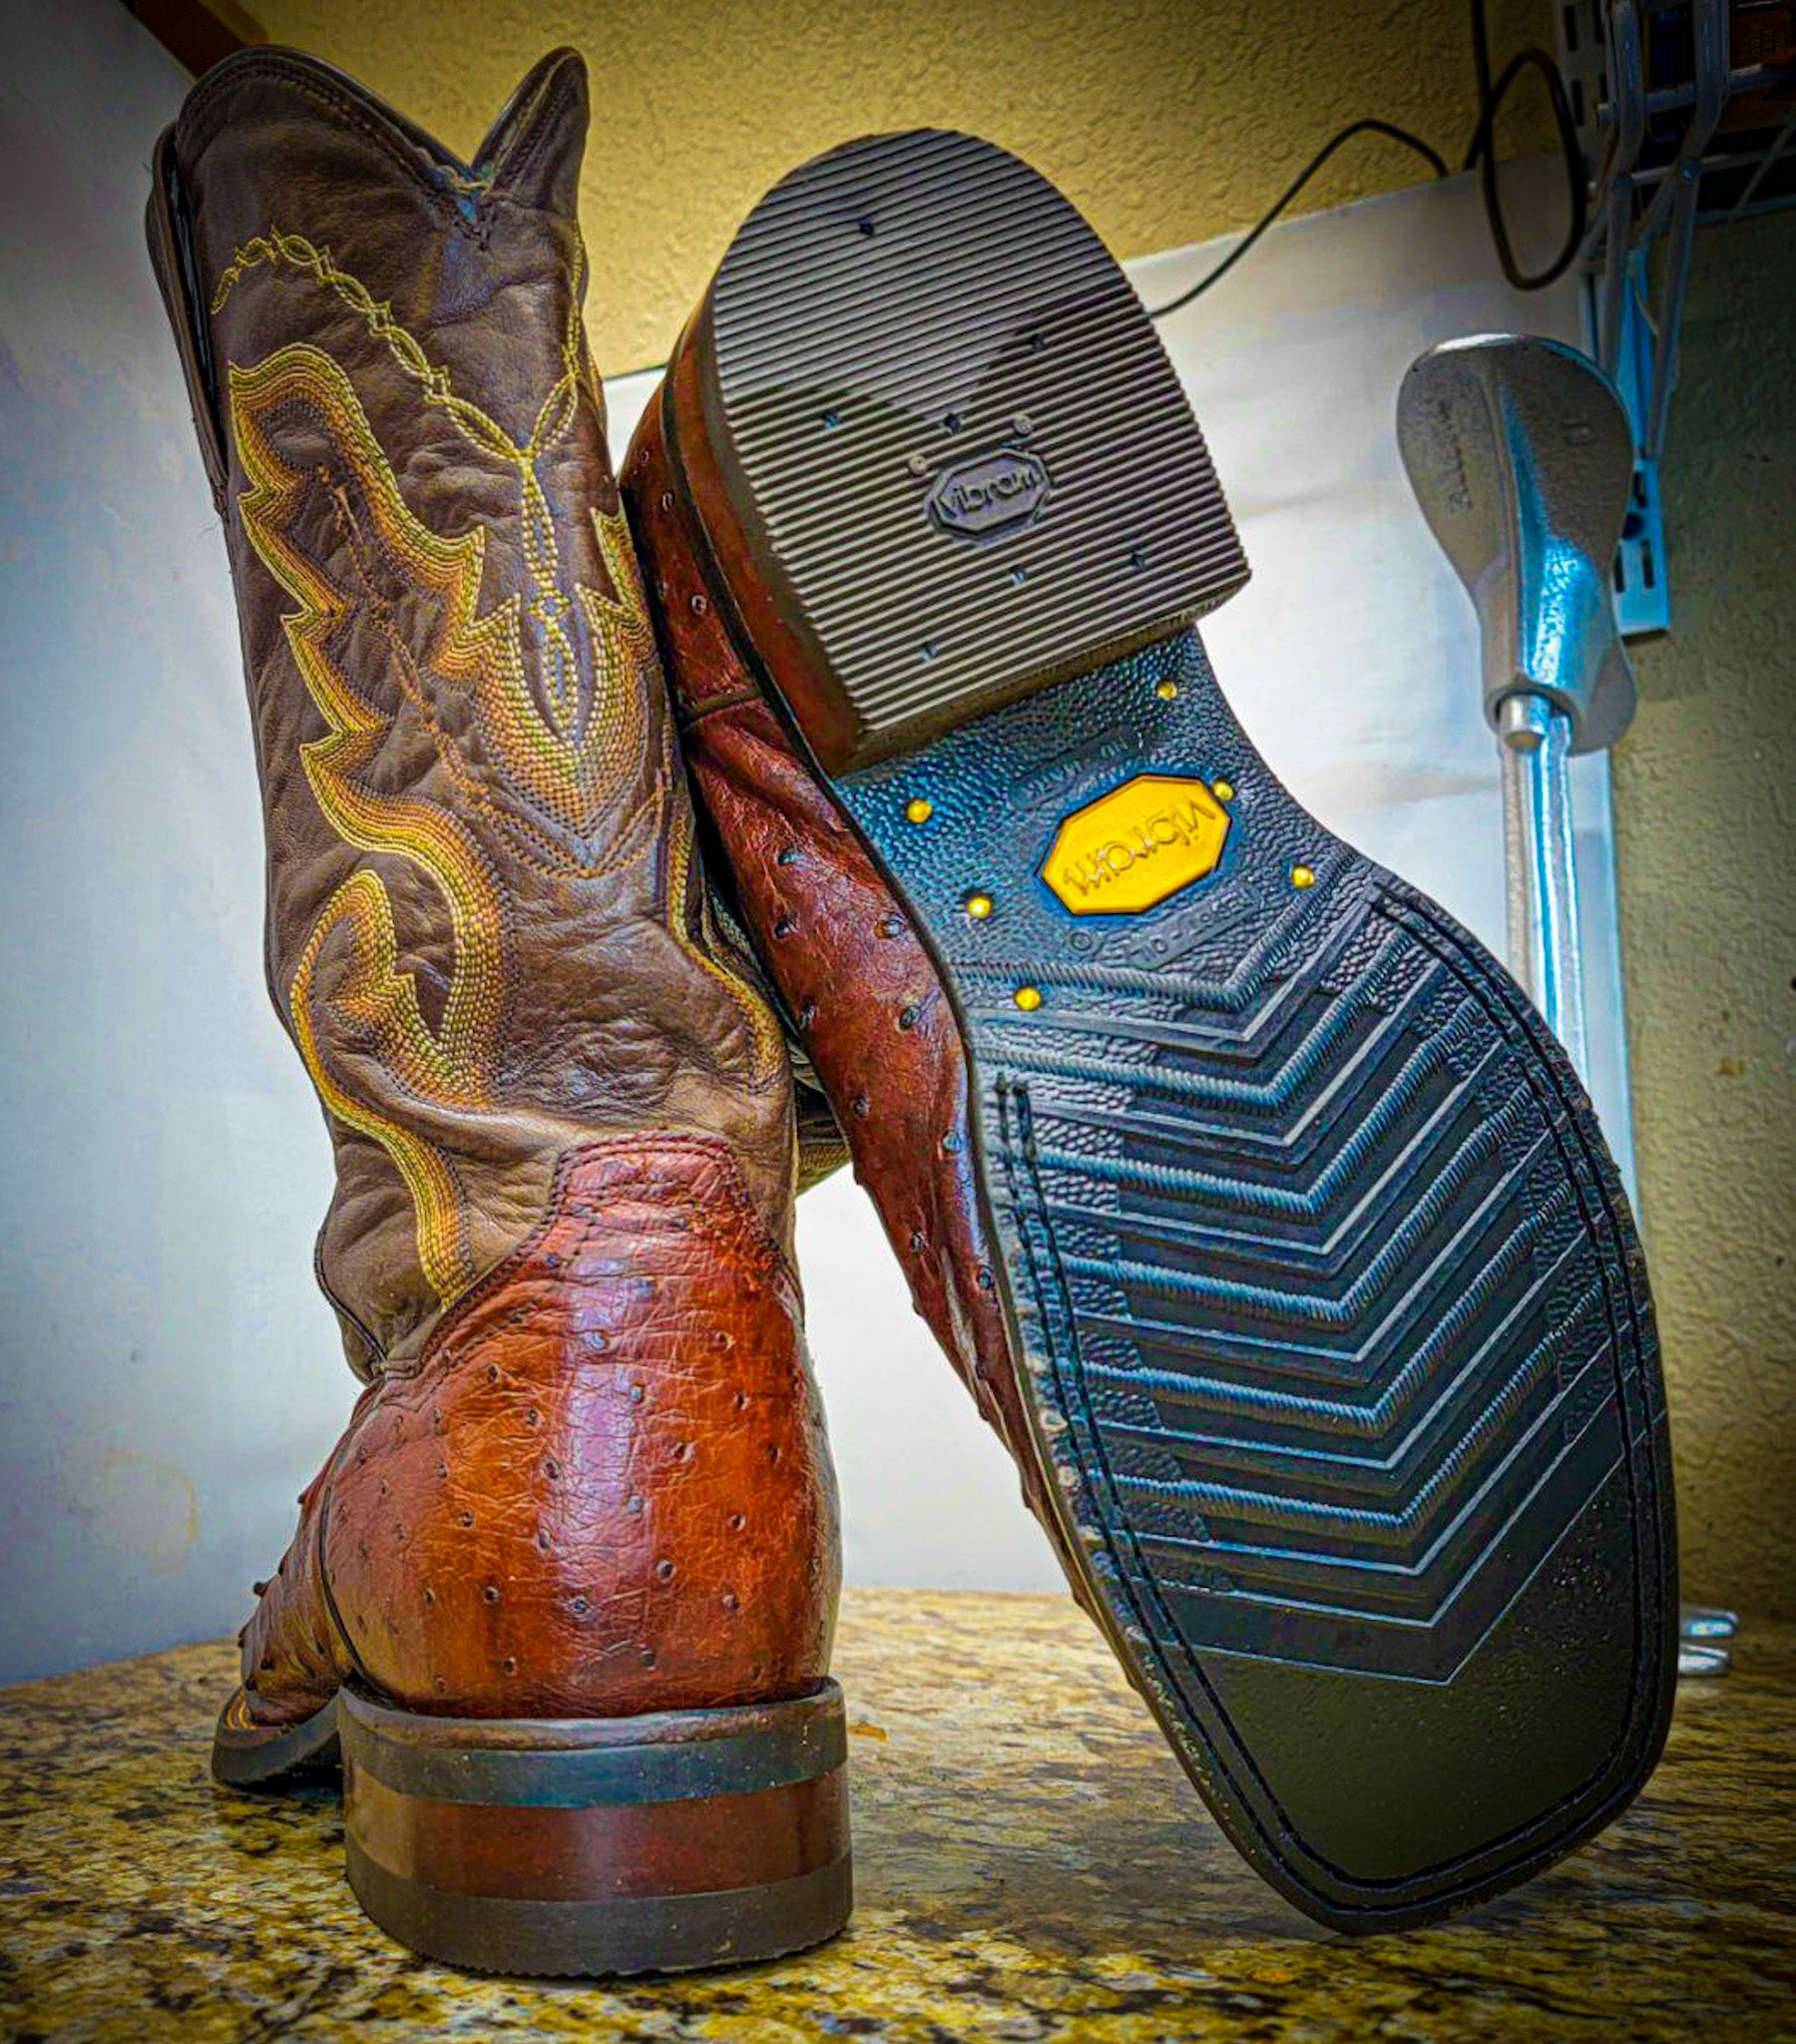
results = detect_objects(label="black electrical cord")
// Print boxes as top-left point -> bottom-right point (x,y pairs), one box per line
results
1144,0 -> 1587,318
1143,119 -> 1449,319
1463,0 -> 1588,290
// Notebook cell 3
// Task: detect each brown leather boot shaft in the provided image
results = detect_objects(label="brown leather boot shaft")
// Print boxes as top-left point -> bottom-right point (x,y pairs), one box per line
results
148,49 -> 837,1733
153,49 -> 795,1370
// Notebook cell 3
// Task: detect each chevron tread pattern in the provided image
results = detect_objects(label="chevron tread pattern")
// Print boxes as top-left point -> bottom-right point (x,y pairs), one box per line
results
983,888 -> 1637,1681
839,630 -> 1659,1695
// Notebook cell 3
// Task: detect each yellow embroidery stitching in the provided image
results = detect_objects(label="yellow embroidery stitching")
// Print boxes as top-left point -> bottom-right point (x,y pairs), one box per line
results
218,232 -> 637,824
223,243 -> 778,1308
289,872 -> 478,1298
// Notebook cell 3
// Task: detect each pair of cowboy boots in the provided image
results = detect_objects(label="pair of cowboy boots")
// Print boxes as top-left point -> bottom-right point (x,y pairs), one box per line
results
148,46 -> 1676,1975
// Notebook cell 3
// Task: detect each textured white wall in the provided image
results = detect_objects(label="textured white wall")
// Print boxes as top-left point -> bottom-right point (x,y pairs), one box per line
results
1,2 -> 1633,1682
0,1 -> 347,1683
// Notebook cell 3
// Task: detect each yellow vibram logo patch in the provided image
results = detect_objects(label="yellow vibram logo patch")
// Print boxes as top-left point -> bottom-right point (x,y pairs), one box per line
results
1042,774 -> 1231,915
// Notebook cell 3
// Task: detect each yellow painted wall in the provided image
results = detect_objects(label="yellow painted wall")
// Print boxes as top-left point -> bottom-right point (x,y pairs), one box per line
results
1614,207 -> 1796,1624
241,0 -> 1793,1618
249,0 -> 1552,374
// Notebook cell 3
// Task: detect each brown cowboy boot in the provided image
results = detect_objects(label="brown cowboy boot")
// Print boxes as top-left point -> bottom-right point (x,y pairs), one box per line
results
146,48 -> 848,1975
621,131 -> 1677,1932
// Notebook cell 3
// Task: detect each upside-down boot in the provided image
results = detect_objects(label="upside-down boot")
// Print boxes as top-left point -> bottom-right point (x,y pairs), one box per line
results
621,129 -> 1677,1933
146,47 -> 848,1975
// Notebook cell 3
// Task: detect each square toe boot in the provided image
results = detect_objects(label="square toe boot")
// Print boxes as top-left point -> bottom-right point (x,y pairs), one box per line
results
620,130 -> 1678,1933
147,49 -> 848,1975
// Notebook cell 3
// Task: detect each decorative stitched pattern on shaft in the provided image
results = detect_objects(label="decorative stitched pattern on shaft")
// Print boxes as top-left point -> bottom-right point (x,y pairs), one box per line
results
224,235 -> 779,1307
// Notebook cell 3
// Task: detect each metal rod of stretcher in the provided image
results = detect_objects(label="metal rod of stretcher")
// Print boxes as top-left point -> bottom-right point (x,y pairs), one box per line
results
1398,334 -> 1734,1678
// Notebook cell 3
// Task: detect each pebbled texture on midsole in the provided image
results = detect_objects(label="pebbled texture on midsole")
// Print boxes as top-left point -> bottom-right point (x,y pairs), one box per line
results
833,626 -> 1674,1920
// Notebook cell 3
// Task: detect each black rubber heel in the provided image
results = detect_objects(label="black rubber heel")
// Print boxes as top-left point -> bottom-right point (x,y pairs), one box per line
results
699,128 -> 1248,773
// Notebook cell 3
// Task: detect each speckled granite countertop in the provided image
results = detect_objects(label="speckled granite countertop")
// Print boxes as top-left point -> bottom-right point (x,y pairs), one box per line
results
1,1589 -> 1789,2041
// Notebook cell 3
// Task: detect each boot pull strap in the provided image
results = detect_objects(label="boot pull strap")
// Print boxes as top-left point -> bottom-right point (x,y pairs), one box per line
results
145,128 -> 228,516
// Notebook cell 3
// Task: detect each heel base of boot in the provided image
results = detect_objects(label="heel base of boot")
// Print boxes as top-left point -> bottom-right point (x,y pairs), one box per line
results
339,1679 -> 851,1976
693,127 -> 1249,775
344,1839 -> 851,1978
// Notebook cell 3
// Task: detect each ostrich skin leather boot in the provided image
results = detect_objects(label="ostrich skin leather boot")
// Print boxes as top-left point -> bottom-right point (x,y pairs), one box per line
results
146,49 -> 846,1976
621,131 -> 1677,1933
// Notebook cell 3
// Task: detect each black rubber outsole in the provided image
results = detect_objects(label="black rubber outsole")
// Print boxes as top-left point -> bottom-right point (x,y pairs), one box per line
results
698,130 -> 1678,1932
